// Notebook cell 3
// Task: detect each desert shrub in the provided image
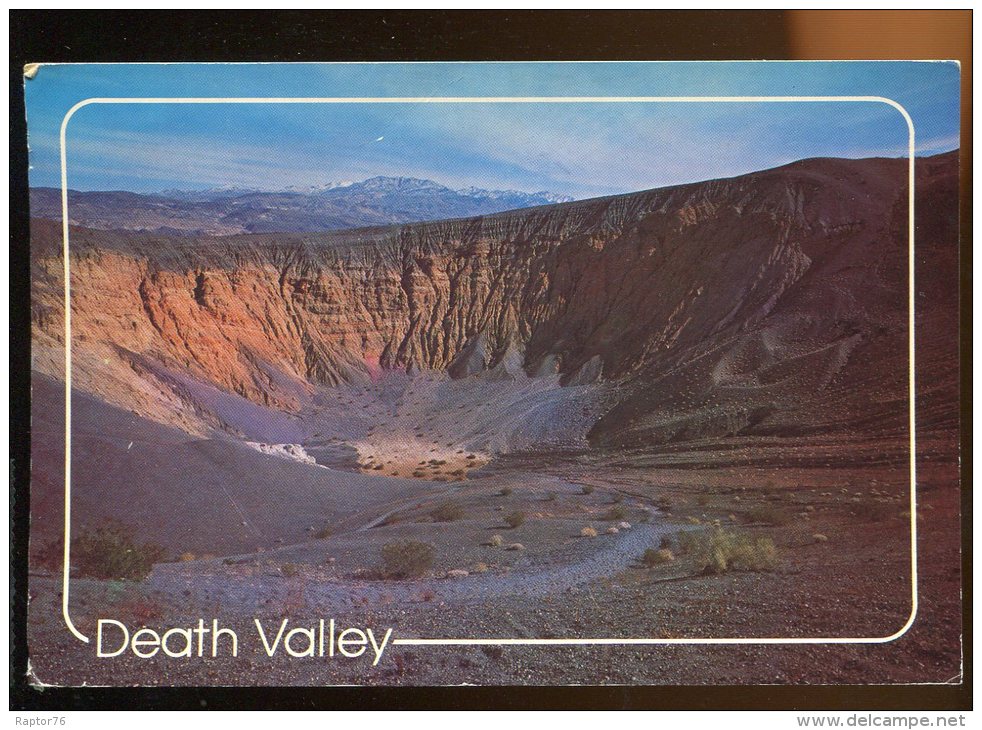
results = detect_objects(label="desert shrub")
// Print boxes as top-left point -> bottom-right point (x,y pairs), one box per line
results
499,487 -> 513,497
504,511 -> 526,528
688,527 -> 778,574
611,493 -> 624,504
603,506 -> 627,522
581,526 -> 598,538
314,526 -> 333,539
430,501 -> 465,522
642,548 -> 675,566
544,491 -> 556,502
581,485 -> 595,495
744,505 -> 789,526
486,534 -> 504,547
178,552 -> 196,562
381,539 -> 435,579
70,523 -> 165,581
676,530 -> 700,555
853,501 -> 893,522
33,536 -> 65,572
659,535 -> 673,550
697,495 -> 710,507
281,563 -> 300,577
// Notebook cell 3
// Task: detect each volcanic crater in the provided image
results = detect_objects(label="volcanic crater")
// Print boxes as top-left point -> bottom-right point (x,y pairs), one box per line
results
26,152 -> 961,686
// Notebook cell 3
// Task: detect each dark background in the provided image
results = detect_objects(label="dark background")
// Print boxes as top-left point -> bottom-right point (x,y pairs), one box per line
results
9,9 -> 972,711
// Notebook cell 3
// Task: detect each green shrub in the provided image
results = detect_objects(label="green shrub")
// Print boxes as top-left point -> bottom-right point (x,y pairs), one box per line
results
33,536 -> 61,571
70,523 -> 165,581
675,530 -> 698,555
688,527 -> 778,574
504,511 -> 526,529
744,505 -> 789,526
381,539 -> 435,579
314,525 -> 333,539
603,506 -> 627,522
430,501 -> 465,522
642,548 -> 675,566
499,487 -> 513,497
581,485 -> 595,495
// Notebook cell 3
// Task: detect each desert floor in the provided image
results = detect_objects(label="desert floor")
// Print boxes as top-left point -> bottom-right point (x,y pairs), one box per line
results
27,444 -> 961,686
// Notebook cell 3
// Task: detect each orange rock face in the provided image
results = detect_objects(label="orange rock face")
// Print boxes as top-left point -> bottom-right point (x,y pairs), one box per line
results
30,153 -> 958,446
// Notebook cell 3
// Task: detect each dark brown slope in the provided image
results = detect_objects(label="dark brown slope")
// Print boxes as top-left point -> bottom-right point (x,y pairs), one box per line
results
589,152 -> 959,452
30,152 -> 958,448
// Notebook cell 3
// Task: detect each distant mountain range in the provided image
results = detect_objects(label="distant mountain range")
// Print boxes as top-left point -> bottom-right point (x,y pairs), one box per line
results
29,177 -> 574,235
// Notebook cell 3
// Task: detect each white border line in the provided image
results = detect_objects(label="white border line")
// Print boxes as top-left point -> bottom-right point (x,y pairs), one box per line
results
58,95 -> 916,646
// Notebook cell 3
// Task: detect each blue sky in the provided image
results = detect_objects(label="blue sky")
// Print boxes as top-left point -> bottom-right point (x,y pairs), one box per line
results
25,62 -> 960,199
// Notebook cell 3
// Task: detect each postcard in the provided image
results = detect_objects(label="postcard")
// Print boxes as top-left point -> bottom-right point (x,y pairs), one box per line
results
22,61 -> 962,687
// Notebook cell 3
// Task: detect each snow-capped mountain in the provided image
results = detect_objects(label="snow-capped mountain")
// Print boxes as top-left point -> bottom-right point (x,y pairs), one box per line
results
30,177 -> 576,235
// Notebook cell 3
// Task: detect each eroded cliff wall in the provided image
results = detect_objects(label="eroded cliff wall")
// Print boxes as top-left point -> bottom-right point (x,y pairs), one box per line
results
30,153 -> 958,446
